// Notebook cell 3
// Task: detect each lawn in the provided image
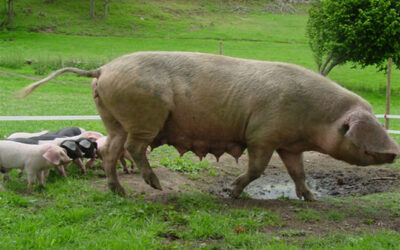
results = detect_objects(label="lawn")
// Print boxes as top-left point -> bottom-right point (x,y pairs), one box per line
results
1,1 -> 400,248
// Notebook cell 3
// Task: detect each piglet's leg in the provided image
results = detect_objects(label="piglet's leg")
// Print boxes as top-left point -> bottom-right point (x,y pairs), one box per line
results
85,158 -> 97,169
57,165 -> 67,177
232,145 -> 273,198
36,171 -> 45,188
74,158 -> 86,174
277,149 -> 316,201
43,169 -> 50,179
26,170 -> 36,193
119,156 -> 130,174
3,173 -> 11,182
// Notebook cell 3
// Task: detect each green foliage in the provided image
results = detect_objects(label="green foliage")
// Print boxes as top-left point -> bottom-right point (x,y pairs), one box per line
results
31,56 -> 107,75
325,210 -> 345,221
160,157 -> 213,174
307,0 -> 400,75
297,208 -> 322,222
0,53 -> 25,68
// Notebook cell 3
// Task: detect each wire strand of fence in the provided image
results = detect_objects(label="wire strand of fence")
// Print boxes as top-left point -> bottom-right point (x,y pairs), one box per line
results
1,114 -> 400,135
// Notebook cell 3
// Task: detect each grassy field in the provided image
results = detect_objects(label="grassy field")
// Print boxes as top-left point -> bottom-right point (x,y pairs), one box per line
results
1,1 -> 400,248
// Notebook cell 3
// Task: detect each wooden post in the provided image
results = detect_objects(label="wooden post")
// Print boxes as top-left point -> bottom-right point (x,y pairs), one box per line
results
219,41 -> 222,55
385,58 -> 392,129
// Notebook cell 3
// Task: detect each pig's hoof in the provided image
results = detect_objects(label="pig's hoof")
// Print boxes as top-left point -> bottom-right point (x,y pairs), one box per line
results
109,182 -> 126,196
143,172 -> 162,190
231,186 -> 243,198
297,189 -> 316,202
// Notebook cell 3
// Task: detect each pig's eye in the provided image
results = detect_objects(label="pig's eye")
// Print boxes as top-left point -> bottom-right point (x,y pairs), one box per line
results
339,124 -> 350,135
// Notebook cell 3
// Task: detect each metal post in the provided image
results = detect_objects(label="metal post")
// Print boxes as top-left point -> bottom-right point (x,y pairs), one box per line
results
219,41 -> 222,55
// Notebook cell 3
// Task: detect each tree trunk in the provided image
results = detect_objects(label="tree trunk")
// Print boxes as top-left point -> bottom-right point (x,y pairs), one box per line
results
321,57 -> 343,76
90,0 -> 95,18
104,0 -> 109,19
7,0 -> 14,25
319,53 -> 332,75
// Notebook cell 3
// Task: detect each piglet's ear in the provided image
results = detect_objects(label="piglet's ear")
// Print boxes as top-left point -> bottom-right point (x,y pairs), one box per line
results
43,146 -> 61,165
344,110 -> 400,154
79,140 -> 91,149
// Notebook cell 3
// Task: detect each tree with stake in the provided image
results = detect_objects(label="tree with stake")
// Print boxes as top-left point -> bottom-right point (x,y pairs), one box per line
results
307,0 -> 400,76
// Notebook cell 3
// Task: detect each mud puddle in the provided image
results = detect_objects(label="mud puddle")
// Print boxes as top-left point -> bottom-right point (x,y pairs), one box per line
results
211,167 -> 399,200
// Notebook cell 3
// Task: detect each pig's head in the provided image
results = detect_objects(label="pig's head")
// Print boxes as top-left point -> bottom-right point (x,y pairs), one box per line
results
324,109 -> 400,166
43,145 -> 72,166
76,138 -> 97,158
60,140 -> 84,159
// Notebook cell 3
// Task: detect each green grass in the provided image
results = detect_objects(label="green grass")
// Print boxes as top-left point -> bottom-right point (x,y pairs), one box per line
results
1,0 -> 400,248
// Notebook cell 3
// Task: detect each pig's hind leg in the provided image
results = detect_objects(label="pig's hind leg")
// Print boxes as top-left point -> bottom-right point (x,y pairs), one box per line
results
93,79 -> 128,195
124,114 -> 169,191
277,149 -> 316,201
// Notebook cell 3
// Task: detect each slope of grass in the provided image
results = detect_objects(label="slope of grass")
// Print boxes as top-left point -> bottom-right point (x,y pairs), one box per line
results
5,0 -> 308,43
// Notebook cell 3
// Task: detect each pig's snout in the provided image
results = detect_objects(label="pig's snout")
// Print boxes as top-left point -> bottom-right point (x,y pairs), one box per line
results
365,151 -> 397,164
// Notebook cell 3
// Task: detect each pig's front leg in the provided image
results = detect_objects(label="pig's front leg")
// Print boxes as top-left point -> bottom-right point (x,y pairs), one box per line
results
277,149 -> 316,201
232,146 -> 274,198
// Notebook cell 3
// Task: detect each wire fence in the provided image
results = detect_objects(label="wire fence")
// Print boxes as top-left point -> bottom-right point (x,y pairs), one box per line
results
1,114 -> 400,134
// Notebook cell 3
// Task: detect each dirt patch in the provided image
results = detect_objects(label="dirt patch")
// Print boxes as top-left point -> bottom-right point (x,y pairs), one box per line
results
92,151 -> 400,201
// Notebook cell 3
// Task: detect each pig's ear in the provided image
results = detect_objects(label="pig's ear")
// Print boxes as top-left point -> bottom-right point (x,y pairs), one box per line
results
79,139 -> 91,149
43,147 -> 61,165
344,111 -> 400,154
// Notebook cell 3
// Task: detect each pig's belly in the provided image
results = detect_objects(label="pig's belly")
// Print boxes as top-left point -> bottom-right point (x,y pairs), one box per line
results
149,113 -> 247,161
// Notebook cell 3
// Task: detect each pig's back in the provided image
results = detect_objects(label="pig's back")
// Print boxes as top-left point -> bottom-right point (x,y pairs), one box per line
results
0,141 -> 41,169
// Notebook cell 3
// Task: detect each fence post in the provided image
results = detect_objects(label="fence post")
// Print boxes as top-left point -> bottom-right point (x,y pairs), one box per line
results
385,58 -> 392,129
219,41 -> 223,55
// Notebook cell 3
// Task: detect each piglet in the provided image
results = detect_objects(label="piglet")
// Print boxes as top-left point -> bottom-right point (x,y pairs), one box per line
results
7,127 -> 85,140
56,127 -> 85,137
7,138 -> 84,177
88,136 -> 145,174
0,141 -> 71,193
7,130 -> 49,139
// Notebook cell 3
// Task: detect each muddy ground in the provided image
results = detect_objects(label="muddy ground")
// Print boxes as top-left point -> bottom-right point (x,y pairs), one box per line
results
89,151 -> 400,237
93,151 -> 400,201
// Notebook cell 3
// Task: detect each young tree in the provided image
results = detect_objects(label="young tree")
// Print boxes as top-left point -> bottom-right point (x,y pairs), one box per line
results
104,0 -> 110,19
307,0 -> 400,76
6,0 -> 14,25
90,0 -> 95,18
